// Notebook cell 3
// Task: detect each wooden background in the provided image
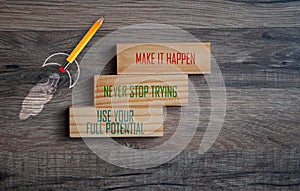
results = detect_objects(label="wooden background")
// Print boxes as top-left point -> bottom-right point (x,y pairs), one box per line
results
0,0 -> 300,190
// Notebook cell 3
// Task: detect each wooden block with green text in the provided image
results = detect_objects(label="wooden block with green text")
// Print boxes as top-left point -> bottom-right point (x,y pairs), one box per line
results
94,75 -> 188,106
117,43 -> 210,74
70,106 -> 163,137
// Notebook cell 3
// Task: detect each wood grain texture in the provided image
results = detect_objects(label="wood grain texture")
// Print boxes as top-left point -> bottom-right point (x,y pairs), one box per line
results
94,75 -> 188,106
70,106 -> 163,137
117,43 -> 210,74
0,27 -> 299,189
0,0 -> 299,30
0,149 -> 300,190
0,0 -> 299,189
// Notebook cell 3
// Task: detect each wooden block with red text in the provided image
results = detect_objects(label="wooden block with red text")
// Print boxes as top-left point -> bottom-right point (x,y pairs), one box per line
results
94,75 -> 188,106
117,43 -> 210,74
70,106 -> 163,137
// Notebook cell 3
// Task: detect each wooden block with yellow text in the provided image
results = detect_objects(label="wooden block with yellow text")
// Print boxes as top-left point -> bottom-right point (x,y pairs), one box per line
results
117,43 -> 210,74
94,75 -> 188,106
70,106 -> 163,137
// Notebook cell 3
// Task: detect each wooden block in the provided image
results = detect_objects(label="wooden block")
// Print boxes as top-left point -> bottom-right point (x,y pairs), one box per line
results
94,75 -> 188,106
70,106 -> 163,137
117,43 -> 210,74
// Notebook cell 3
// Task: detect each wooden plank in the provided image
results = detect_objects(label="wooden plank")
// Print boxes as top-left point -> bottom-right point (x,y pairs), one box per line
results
70,106 -> 163,137
0,0 -> 299,31
117,43 -> 210,74
94,75 -> 188,106
1,149 -> 300,190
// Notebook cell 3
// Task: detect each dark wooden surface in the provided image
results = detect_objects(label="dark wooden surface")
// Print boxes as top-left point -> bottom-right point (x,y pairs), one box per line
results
0,0 -> 300,190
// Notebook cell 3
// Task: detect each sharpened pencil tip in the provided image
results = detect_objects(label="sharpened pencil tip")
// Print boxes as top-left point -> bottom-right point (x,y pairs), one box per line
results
97,17 -> 104,24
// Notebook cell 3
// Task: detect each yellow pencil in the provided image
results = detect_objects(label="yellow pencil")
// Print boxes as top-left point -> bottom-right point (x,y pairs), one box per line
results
59,17 -> 104,73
